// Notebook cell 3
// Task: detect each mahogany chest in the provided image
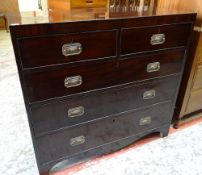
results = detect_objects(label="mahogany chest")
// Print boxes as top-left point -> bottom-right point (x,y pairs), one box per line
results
10,7 -> 196,175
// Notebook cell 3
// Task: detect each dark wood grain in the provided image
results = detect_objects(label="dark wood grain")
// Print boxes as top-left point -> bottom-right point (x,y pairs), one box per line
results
36,102 -> 172,164
24,49 -> 183,103
24,60 -> 118,103
121,23 -> 191,55
118,49 -> 185,84
9,11 -> 195,175
10,14 -> 196,38
31,75 -> 179,136
39,124 -> 170,175
19,30 -> 118,68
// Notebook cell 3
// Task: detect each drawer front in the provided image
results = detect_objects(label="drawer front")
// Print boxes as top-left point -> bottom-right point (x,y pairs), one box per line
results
118,50 -> 184,84
71,0 -> 107,8
24,50 -> 183,103
24,60 -> 118,103
31,75 -> 179,136
192,65 -> 202,90
19,30 -> 117,68
36,102 -> 172,164
121,23 -> 191,55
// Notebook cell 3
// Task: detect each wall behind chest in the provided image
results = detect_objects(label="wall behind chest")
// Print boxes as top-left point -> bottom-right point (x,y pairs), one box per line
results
0,0 -> 21,29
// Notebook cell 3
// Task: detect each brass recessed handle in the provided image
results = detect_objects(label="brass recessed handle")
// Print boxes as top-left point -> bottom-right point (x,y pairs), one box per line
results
68,106 -> 85,118
143,90 -> 156,100
62,42 -> 82,56
151,34 -> 166,45
70,136 -> 85,146
64,75 -> 82,88
139,116 -> 152,126
147,62 -> 160,72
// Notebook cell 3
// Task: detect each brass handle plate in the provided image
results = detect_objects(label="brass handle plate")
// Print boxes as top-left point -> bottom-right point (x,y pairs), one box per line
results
70,136 -> 85,146
64,75 -> 82,88
143,90 -> 156,100
139,116 -> 152,126
62,42 -> 82,56
151,34 -> 166,45
147,62 -> 160,72
68,106 -> 85,118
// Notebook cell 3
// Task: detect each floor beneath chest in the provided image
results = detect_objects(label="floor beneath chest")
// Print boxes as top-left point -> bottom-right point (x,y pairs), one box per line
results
1,30 -> 202,175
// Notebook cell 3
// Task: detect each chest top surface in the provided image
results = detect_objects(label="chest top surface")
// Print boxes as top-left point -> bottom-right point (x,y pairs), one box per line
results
9,1 -> 196,26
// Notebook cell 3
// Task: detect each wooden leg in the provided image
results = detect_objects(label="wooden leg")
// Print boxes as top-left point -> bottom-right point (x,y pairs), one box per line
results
173,123 -> 179,129
160,125 -> 169,138
3,16 -> 9,32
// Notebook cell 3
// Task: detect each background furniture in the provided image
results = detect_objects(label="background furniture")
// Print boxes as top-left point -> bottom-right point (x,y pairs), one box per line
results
157,0 -> 202,126
0,12 -> 8,31
0,0 -> 21,30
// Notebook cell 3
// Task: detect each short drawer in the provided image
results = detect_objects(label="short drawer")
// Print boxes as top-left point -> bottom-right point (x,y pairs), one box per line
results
118,50 -> 184,84
19,30 -> 117,68
24,60 -> 118,103
121,23 -> 191,55
31,75 -> 179,136
36,102 -> 172,164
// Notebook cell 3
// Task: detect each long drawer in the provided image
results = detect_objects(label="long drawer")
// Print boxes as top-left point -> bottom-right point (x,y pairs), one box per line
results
24,50 -> 184,103
121,23 -> 191,55
71,0 -> 108,8
19,30 -> 117,68
36,102 -> 172,164
31,75 -> 179,136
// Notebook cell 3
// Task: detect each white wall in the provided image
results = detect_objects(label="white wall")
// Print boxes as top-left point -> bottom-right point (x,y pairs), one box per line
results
18,0 -> 38,12
41,0 -> 48,15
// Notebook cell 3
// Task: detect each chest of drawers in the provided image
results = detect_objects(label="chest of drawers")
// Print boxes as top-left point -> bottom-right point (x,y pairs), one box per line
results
10,8 -> 195,175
